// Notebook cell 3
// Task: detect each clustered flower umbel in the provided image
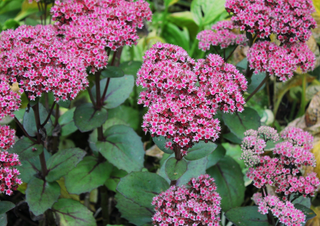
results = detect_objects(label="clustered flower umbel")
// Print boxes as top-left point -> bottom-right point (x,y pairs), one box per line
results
253,194 -> 306,226
241,126 -> 320,225
137,43 -> 247,155
0,126 -> 22,196
197,20 -> 248,50
51,0 -> 152,62
0,75 -> 22,120
0,25 -> 89,101
199,0 -> 316,82
152,174 -> 221,226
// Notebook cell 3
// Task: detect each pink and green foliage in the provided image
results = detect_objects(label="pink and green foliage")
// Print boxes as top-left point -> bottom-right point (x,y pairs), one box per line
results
0,0 -> 319,225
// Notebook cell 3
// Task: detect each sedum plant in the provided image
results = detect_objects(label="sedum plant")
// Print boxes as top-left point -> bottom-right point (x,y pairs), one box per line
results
0,0 -> 319,225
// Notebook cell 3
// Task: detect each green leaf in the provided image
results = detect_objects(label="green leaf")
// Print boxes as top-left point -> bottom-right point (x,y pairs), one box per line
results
105,178 -> 119,192
158,154 -> 208,186
165,158 -> 187,180
26,177 -> 60,216
101,66 -> 124,78
117,172 -> 169,208
191,0 -> 226,26
23,103 -> 53,136
57,99 -> 71,108
207,156 -> 245,211
152,136 -> 173,154
14,0 -> 38,21
115,193 -> 153,226
46,148 -> 86,182
294,204 -> 316,221
222,143 -> 245,169
119,61 -> 142,78
0,214 -> 7,226
184,141 -> 217,161
167,11 -> 199,38
164,0 -> 178,8
206,144 -> 226,169
96,125 -> 144,173
73,103 -> 108,132
2,19 -> 19,30
64,156 -> 112,194
163,23 -> 190,52
91,75 -> 134,109
52,198 -> 96,226
247,72 -> 266,93
88,118 -> 128,154
108,105 -> 140,130
226,206 -> 269,226
222,132 -> 242,144
8,136 -> 43,160
0,201 -> 15,214
59,108 -> 78,136
222,107 -> 261,140
16,156 -> 41,183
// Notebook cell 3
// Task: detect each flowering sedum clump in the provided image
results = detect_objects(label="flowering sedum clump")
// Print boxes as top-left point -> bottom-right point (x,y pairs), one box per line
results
137,43 -> 247,155
152,174 -> 221,226
241,126 -> 320,225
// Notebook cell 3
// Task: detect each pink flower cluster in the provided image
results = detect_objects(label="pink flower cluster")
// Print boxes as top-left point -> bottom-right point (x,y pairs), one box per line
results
0,125 -> 16,151
0,76 -> 22,120
197,20 -> 248,50
256,194 -> 305,226
137,43 -> 247,154
225,0 -> 316,43
0,25 -> 89,101
0,126 -> 21,196
51,0 -> 152,51
0,151 -> 22,196
247,41 -> 315,81
242,126 -> 320,197
152,174 -> 221,226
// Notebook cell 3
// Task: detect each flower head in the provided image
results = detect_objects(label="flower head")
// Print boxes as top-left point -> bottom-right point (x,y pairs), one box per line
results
0,125 -> 15,151
0,151 -> 22,196
152,174 -> 221,226
197,20 -> 248,50
51,0 -> 152,51
0,25 -> 88,101
258,195 -> 305,226
0,76 -> 22,120
247,41 -> 315,81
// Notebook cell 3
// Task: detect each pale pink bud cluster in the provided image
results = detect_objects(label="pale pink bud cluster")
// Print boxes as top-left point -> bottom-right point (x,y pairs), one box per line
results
0,76 -> 22,120
240,126 -> 279,166
247,41 -> 315,81
242,126 -> 320,197
137,43 -> 247,154
152,174 -> 221,226
51,0 -> 152,51
225,0 -> 316,43
257,195 -> 305,226
0,25 -> 89,101
197,20 -> 248,50
0,125 -> 16,151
